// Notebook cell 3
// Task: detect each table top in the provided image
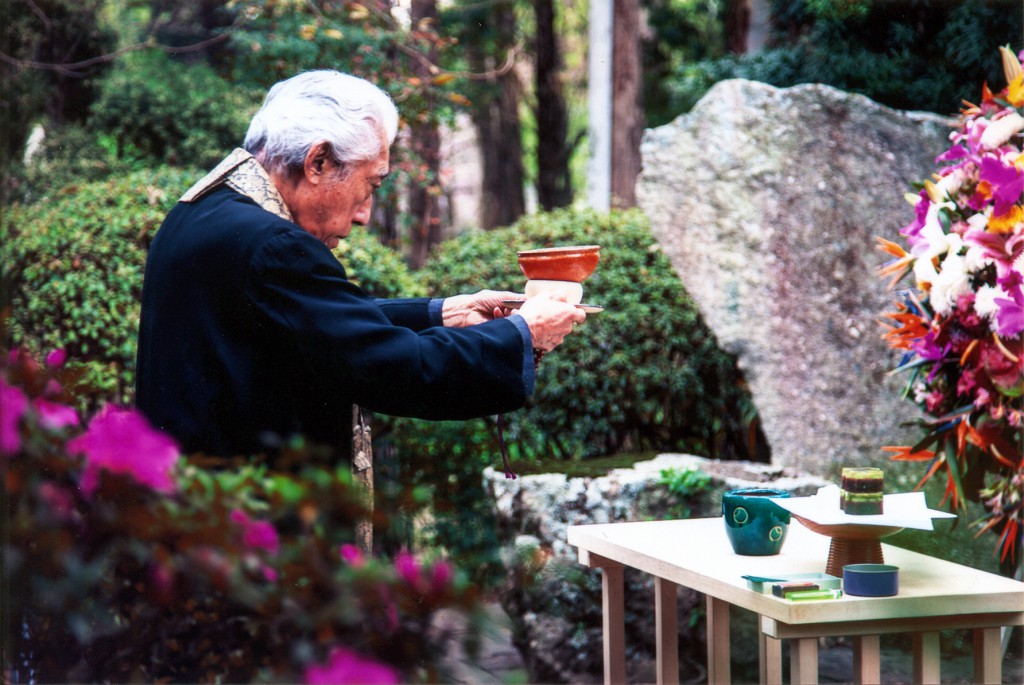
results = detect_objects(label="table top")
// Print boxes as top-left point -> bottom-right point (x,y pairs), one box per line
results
567,517 -> 1024,627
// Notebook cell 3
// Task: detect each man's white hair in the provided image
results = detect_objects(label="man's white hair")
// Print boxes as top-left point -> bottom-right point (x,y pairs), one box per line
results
243,70 -> 399,177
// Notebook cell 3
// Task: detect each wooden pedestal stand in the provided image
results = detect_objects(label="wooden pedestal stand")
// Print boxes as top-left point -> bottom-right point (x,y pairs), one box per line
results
792,514 -> 904,578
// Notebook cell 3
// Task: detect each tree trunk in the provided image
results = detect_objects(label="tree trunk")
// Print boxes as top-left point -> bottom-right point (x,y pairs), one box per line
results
611,0 -> 643,209
463,0 -> 525,229
532,0 -> 573,210
407,0 -> 443,269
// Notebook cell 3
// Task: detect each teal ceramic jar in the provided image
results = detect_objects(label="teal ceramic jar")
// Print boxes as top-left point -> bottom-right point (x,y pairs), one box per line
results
722,488 -> 792,556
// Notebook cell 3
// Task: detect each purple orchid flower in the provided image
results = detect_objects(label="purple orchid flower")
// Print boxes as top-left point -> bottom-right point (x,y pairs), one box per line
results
979,156 -> 1024,218
994,283 -> 1024,337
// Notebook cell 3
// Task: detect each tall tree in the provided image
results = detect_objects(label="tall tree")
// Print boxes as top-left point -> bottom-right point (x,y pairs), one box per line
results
406,0 -> 443,269
532,0 -> 574,210
611,0 -> 643,208
453,0 -> 525,230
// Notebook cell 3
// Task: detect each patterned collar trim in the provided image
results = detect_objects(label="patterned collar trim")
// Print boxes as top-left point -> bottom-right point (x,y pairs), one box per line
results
179,148 -> 293,222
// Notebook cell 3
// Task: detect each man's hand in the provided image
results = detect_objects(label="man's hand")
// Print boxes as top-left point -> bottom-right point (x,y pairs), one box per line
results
514,293 -> 586,352
442,290 -> 521,328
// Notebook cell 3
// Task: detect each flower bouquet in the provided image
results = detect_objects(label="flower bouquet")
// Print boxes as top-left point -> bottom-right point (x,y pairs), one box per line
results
877,47 -> 1023,566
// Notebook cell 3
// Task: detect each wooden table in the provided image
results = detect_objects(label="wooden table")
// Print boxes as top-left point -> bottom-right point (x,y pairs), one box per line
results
567,517 -> 1024,685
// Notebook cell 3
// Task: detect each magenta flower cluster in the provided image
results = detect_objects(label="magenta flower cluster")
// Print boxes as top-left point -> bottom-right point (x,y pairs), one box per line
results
3,345 -> 466,682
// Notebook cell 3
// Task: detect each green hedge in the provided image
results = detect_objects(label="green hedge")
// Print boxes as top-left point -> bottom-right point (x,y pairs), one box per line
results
397,207 -> 761,462
2,167 -> 196,405
88,52 -> 259,170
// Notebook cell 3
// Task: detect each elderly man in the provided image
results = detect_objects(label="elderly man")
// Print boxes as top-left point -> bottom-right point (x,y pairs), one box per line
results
135,70 -> 584,458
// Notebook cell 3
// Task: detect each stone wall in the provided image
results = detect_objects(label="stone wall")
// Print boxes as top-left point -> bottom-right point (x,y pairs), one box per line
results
487,454 -> 828,683
636,79 -> 952,476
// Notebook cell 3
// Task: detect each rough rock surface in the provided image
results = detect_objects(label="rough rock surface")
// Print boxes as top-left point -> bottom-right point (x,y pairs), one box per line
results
636,79 -> 953,475
486,454 -> 829,683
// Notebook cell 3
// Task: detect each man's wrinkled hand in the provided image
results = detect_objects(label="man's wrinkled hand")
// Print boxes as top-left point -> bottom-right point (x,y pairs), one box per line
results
514,292 -> 586,353
442,289 -> 522,328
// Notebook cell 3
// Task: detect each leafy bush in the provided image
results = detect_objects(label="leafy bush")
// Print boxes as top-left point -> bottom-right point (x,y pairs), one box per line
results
664,0 -> 1023,116
658,467 -> 713,519
2,167 -> 197,407
7,123 -> 135,206
405,207 -> 761,461
335,229 -> 427,300
1,347 -> 482,683
88,51 -> 259,169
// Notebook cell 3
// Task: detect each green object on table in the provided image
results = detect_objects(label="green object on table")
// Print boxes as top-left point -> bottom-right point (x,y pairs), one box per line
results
723,488 -> 792,556
786,588 -> 844,601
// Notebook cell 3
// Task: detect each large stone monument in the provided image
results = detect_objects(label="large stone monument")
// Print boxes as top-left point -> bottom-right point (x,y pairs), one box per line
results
637,79 -> 952,476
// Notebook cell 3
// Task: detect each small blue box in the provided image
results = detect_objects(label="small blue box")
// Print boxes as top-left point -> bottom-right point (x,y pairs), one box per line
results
843,564 -> 899,597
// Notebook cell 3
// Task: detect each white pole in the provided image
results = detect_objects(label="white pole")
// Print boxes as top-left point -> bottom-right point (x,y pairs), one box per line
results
587,0 -> 613,212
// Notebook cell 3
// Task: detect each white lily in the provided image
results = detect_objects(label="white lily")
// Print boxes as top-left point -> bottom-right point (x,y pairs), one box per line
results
979,111 -> 1024,150
930,252 -> 972,315
964,245 -> 992,273
975,284 -> 1002,321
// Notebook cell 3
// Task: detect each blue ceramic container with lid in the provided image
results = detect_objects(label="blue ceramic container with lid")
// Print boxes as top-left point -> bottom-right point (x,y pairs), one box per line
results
722,488 -> 792,556
843,564 -> 899,597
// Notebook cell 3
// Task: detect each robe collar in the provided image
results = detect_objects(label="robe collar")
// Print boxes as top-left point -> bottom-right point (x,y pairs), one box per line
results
179,148 -> 293,222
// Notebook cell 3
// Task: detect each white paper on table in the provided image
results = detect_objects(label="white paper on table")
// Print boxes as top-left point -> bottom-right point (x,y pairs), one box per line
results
770,484 -> 958,531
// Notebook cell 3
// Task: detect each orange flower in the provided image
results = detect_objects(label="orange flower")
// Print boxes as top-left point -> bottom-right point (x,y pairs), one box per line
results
879,304 -> 929,350
875,237 -> 914,289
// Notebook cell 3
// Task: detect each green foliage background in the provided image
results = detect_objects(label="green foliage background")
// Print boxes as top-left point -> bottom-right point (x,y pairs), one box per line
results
89,51 -> 258,168
661,0 -> 1023,117
1,167 -> 195,406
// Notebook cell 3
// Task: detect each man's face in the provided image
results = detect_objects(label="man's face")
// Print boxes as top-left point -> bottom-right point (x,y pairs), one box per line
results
294,138 -> 390,249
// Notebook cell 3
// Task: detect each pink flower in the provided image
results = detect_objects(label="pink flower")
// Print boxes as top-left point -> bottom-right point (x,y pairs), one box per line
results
45,349 -> 67,368
395,550 -> 421,587
339,543 -> 367,568
304,647 -> 400,685
38,482 -> 76,519
0,378 -> 28,456
230,509 -> 280,554
32,399 -> 80,431
149,563 -> 175,602
925,390 -> 946,414
68,406 -> 180,496
430,559 -> 454,593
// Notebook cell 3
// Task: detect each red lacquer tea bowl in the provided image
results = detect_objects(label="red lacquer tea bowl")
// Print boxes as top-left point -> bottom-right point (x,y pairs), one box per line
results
517,245 -> 601,283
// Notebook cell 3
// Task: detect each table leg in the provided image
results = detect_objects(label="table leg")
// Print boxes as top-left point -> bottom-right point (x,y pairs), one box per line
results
973,627 -> 1001,685
912,632 -> 940,684
602,564 -> 627,685
790,637 -> 819,685
706,596 -> 731,684
853,635 -> 881,684
655,577 -> 679,685
759,630 -> 782,685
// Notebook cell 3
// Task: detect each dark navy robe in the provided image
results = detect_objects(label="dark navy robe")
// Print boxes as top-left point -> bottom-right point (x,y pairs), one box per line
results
136,186 -> 533,456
